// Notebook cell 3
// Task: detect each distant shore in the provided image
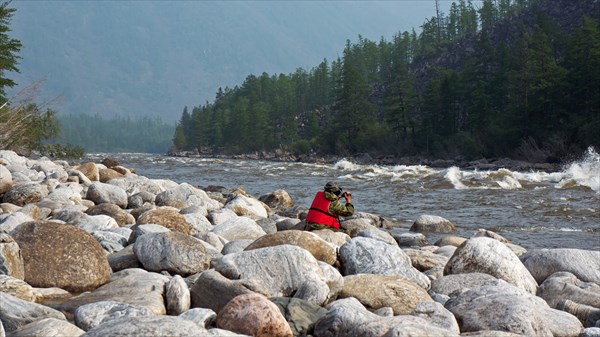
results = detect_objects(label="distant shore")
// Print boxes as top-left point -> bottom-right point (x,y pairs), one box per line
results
166,149 -> 563,173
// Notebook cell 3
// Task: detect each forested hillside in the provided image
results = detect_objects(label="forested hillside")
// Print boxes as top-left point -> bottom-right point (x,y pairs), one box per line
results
173,0 -> 599,162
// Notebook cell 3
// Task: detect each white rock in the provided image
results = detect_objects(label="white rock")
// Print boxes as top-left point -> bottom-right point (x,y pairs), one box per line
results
224,194 -> 268,218
211,216 -> 266,241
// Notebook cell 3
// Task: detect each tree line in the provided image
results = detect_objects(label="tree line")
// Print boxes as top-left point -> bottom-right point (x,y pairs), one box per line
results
173,0 -> 599,161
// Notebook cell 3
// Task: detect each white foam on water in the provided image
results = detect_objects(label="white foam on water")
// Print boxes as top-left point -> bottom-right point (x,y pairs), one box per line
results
496,175 -> 522,189
334,159 -> 360,171
556,147 -> 600,192
444,166 -> 467,189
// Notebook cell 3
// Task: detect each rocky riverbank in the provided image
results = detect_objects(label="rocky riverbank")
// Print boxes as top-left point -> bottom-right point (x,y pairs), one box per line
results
1,150 -> 598,337
168,149 -> 563,172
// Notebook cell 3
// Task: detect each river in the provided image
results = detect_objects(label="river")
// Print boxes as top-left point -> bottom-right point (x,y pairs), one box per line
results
85,147 -> 600,251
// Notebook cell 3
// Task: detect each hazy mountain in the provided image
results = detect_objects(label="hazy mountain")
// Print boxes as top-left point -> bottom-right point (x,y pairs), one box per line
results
9,1 -> 443,122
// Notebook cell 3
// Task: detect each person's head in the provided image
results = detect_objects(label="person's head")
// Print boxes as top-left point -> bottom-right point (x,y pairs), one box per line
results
324,182 -> 343,197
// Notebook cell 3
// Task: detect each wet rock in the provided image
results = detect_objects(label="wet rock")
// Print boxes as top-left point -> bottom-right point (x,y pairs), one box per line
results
0,292 -> 66,332
339,236 -> 430,289
270,297 -> 328,337
166,275 -> 190,315
521,248 -> 600,285
85,203 -> 135,226
133,231 -> 210,276
9,318 -> 84,337
410,214 -> 457,233
11,221 -> 111,292
444,237 -> 538,294
245,230 -> 337,265
2,182 -> 49,206
74,300 -> 154,331
85,182 -> 128,208
340,274 -> 433,314
0,233 -> 24,279
445,279 -> 583,336
217,293 -> 293,337
225,194 -> 268,218
212,245 -> 333,305
136,208 -> 193,235
211,216 -> 266,241
82,316 -> 209,337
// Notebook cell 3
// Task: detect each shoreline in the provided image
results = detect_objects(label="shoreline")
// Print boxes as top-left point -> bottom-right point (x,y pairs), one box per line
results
166,149 -> 563,172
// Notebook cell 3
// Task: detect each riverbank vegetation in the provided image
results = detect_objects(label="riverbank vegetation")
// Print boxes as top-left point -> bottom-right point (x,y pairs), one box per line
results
172,0 -> 599,162
0,2 -> 83,159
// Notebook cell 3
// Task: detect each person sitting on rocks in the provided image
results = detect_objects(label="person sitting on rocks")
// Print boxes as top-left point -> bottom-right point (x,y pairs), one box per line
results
304,182 -> 354,232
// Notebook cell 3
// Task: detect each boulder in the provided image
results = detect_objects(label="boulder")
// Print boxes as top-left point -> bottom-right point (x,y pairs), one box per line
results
340,274 -> 433,315
2,182 -> 49,206
225,194 -> 268,218
91,230 -> 128,253
74,300 -> 154,331
0,292 -> 66,332
9,318 -> 84,337
75,162 -> 99,182
340,217 -> 374,236
85,182 -> 128,208
435,245 -> 457,258
207,208 -> 238,226
98,168 -> 123,183
258,189 -> 294,210
128,224 -> 170,243
410,301 -> 460,335
270,297 -> 328,337
178,308 -> 216,328
10,221 -> 111,293
55,269 -> 169,316
557,300 -> 600,328
430,272 -> 498,296
0,164 -> 12,194
133,231 -> 211,276
339,236 -> 430,289
392,232 -> 430,247
356,227 -> 397,246
312,297 -> 458,337
444,237 -> 538,294
182,212 -> 214,235
410,214 -> 457,233
211,216 -> 266,241
0,274 -> 36,301
127,191 -> 155,209
521,248 -> 600,285
404,248 -> 449,272
0,233 -> 24,279
212,245 -> 334,305
310,229 -> 351,249
0,212 -> 34,233
434,235 -> 467,247
471,228 -> 509,243
108,175 -> 166,196
107,244 -> 142,272
222,240 -> 253,255
255,217 -> 278,234
190,269 -> 254,313
165,275 -> 191,315
155,183 -> 221,211
136,208 -> 193,235
275,217 -> 302,231
217,293 -> 293,337
537,272 -> 600,309
445,279 -> 583,336
245,230 -> 337,265
82,316 -> 209,337
85,203 -> 135,226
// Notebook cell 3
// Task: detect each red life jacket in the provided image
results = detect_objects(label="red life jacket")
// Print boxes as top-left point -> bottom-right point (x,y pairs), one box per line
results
306,191 -> 340,229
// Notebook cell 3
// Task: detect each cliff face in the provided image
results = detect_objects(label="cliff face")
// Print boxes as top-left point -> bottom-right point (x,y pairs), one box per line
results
411,0 -> 600,88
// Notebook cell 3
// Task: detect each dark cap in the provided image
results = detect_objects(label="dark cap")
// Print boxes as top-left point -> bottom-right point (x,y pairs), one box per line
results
324,182 -> 343,195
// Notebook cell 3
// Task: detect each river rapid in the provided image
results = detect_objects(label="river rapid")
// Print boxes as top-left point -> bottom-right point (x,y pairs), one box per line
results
86,147 -> 600,251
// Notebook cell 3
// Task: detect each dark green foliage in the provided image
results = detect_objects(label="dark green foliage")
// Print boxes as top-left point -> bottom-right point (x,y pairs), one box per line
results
58,114 -> 175,153
173,0 -> 599,161
0,1 -> 21,103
